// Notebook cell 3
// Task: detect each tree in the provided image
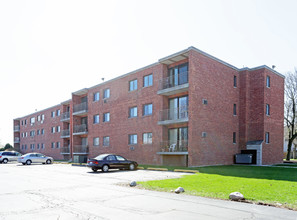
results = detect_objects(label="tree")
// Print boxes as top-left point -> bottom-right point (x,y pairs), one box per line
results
284,69 -> 297,161
4,143 -> 13,150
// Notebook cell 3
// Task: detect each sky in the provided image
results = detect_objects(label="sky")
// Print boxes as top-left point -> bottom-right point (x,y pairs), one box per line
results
1,0 -> 297,146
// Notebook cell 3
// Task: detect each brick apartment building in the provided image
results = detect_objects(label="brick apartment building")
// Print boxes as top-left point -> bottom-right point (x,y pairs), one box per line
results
13,46 -> 284,166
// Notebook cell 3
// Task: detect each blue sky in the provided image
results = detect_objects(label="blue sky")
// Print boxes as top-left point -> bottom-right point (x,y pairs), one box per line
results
1,0 -> 297,146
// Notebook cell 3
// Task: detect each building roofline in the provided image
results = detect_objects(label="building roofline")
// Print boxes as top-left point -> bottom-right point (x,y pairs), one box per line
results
13,103 -> 62,120
239,65 -> 285,78
188,46 -> 239,70
88,62 -> 159,90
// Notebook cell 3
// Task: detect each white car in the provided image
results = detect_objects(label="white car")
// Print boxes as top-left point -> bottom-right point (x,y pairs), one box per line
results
0,151 -> 22,163
18,153 -> 53,165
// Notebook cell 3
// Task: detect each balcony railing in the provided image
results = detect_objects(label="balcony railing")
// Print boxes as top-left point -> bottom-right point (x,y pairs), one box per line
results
61,129 -> 70,138
14,137 -> 20,143
73,102 -> 88,115
73,145 -> 89,154
158,71 -> 188,91
14,125 -> 20,132
159,106 -> 188,122
73,124 -> 88,135
159,140 -> 188,153
60,146 -> 70,154
61,112 -> 70,121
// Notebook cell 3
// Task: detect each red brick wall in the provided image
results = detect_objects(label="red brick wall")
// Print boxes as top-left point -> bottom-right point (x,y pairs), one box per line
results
188,50 -> 239,166
17,105 -> 64,160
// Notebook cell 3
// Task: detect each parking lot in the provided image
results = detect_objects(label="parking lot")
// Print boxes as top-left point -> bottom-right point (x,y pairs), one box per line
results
0,163 -> 296,220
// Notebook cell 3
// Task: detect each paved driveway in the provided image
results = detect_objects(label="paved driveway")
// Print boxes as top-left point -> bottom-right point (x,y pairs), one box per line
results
0,163 -> 296,220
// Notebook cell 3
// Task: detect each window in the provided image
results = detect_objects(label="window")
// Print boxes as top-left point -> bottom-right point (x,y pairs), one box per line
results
266,104 -> 270,116
30,130 -> 35,137
93,114 -> 100,124
41,114 -> 45,121
93,92 -> 100,101
103,136 -> 110,146
129,107 -> 137,118
37,130 -> 40,135
25,132 -> 28,137
265,132 -> 270,144
234,75 -> 237,88
143,132 -> 152,144
41,129 -> 44,135
143,74 -> 153,87
233,104 -> 237,116
21,121 -> 23,126
103,112 -> 110,122
37,115 -> 41,121
233,132 -> 236,144
56,142 -> 60,148
129,134 -> 137,145
129,79 -> 137,91
51,142 -> 55,148
143,104 -> 152,116
168,63 -> 188,86
37,144 -> 40,149
93,137 -> 99,146
51,127 -> 55,133
202,132 -> 207,138
56,109 -> 60,116
24,120 -> 27,125
56,126 -> 61,132
51,111 -> 55,118
266,76 -> 270,88
202,99 -> 208,105
30,117 -> 35,124
30,144 -> 35,150
41,143 -> 45,149
103,88 -> 110,99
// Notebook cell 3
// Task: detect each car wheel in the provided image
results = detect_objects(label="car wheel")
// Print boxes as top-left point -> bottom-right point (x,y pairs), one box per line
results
46,159 -> 52,164
22,163 -> 26,165
92,168 -> 98,172
26,160 -> 32,165
102,164 -> 109,172
129,163 -> 135,170
3,159 -> 8,164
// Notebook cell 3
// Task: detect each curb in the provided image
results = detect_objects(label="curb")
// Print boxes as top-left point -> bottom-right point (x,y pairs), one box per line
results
174,169 -> 199,173
147,167 -> 169,171
71,163 -> 87,167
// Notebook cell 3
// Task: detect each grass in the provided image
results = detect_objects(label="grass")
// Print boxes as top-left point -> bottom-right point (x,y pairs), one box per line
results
138,165 -> 297,210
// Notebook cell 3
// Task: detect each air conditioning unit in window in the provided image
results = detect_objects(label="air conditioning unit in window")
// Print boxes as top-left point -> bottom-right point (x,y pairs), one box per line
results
129,146 -> 135,151
41,121 -> 44,124
104,99 -> 108,103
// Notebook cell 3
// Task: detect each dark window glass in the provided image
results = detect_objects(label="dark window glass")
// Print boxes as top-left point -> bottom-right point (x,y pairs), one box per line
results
233,132 -> 236,144
234,75 -> 237,87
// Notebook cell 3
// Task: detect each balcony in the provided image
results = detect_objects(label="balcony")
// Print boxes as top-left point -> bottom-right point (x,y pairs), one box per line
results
73,145 -> 89,155
157,72 -> 189,96
157,140 -> 188,155
14,125 -> 20,132
60,146 -> 70,155
158,106 -> 188,125
61,112 -> 70,122
73,124 -> 88,136
73,102 -> 88,116
14,137 -> 20,143
61,129 -> 70,138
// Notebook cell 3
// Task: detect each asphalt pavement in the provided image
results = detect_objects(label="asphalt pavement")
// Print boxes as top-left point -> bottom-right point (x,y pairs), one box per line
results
0,163 -> 296,220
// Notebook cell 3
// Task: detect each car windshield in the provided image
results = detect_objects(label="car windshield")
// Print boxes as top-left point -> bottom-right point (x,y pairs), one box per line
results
94,154 -> 109,160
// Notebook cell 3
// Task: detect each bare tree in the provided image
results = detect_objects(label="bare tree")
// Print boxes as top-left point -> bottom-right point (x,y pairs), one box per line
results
284,69 -> 297,161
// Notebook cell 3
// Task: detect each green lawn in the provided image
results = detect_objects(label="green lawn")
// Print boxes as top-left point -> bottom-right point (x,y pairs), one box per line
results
138,165 -> 297,210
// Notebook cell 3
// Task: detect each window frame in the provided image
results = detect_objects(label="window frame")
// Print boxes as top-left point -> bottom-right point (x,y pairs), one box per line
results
266,75 -> 270,88
103,88 -> 110,99
129,134 -> 138,145
103,136 -> 110,147
93,92 -> 100,102
129,79 -> 138,91
266,104 -> 270,116
93,114 -> 100,124
143,103 -> 153,116
103,112 -> 110,122
143,132 -> 152,144
265,132 -> 270,144
143,74 -> 153,87
129,106 -> 138,118
93,137 -> 100,146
